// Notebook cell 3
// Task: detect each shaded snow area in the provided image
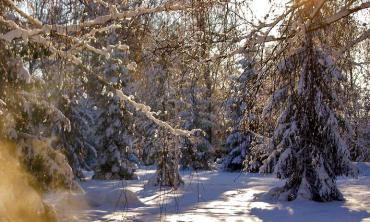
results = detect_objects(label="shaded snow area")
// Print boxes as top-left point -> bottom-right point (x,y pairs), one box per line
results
51,163 -> 370,222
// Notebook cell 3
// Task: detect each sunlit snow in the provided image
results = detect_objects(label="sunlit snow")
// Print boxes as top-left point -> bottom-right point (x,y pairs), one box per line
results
49,163 -> 370,222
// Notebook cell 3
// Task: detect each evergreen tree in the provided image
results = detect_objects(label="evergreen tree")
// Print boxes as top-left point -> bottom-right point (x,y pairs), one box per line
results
223,59 -> 255,171
55,97 -> 98,178
93,93 -> 137,180
178,86 -> 215,170
92,49 -> 138,180
260,36 -> 358,201
132,113 -> 158,165
223,59 -> 269,172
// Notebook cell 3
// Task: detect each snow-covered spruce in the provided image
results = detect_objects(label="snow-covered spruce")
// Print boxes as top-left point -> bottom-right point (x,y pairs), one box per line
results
244,135 -> 270,172
178,92 -> 215,170
93,93 -> 138,180
223,130 -> 269,172
88,26 -> 139,180
260,44 -> 358,202
55,98 -> 98,178
224,58 -> 256,132
223,130 -> 249,171
91,63 -> 134,179
223,58 -> 269,172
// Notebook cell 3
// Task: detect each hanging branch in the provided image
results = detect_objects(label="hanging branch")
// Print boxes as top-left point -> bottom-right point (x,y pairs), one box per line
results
0,0 -> 200,139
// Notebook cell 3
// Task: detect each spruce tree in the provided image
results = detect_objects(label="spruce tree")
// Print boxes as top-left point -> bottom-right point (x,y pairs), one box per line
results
223,59 -> 269,172
261,30 -> 358,202
92,53 -> 138,180
223,59 -> 255,171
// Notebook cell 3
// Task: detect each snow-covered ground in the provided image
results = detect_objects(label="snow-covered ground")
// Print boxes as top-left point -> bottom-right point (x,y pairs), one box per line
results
50,163 -> 370,222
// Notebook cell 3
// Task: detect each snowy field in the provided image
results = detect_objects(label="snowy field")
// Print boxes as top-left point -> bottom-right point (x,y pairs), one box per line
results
48,163 -> 370,222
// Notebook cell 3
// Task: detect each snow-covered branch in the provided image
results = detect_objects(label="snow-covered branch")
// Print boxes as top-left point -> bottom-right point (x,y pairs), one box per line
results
0,16 -> 83,64
262,85 -> 289,117
1,1 -> 198,139
4,0 -> 192,34
115,90 -> 197,137
18,91 -> 71,132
